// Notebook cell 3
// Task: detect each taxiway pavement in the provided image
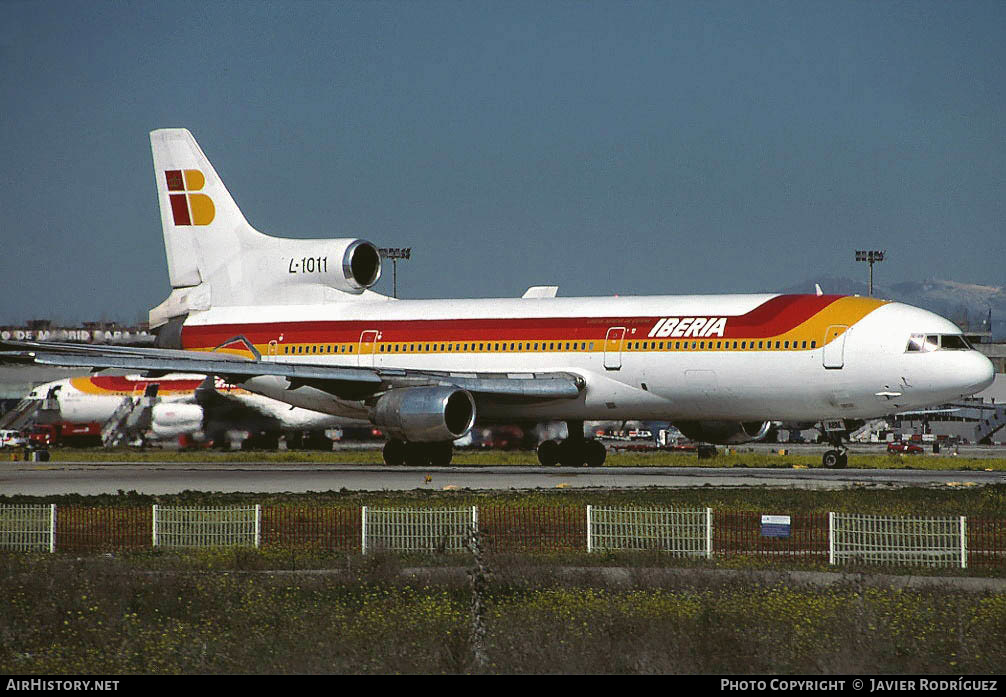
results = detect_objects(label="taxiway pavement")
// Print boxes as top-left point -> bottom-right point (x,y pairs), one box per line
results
1,461 -> 1002,496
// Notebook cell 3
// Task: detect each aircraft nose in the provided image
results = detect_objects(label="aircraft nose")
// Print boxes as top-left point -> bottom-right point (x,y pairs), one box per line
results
960,351 -> 995,396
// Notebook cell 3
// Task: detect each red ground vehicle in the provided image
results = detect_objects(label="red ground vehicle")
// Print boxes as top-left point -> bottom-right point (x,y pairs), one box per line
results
887,441 -> 924,454
28,423 -> 102,447
477,425 -> 531,450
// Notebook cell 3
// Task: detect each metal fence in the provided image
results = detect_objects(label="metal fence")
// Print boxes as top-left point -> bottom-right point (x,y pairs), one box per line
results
152,505 -> 262,549
362,506 -> 477,554
0,504 -> 54,552
829,513 -> 967,568
479,504 -> 585,553
967,517 -> 1006,571
56,506 -> 150,553
2,503 -> 1004,570
587,506 -> 712,557
261,505 -> 360,551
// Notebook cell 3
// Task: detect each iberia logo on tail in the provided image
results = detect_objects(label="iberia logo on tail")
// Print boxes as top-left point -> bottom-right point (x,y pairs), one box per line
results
165,169 -> 215,225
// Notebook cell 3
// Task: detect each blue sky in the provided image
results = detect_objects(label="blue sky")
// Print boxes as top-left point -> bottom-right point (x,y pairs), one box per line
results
1,1 -> 1003,325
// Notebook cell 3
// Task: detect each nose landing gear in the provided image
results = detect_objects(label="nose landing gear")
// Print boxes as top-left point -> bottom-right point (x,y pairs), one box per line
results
818,420 -> 852,469
821,448 -> 848,469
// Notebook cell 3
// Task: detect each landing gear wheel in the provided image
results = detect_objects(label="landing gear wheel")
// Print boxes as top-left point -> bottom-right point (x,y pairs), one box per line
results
583,439 -> 607,467
383,439 -> 407,466
426,441 -> 454,467
404,441 -> 431,467
822,449 -> 848,469
537,439 -> 560,466
697,444 -> 718,459
557,439 -> 585,467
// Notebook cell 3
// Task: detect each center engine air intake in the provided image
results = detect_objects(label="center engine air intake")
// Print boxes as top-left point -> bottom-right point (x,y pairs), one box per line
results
373,386 -> 476,443
342,239 -> 382,290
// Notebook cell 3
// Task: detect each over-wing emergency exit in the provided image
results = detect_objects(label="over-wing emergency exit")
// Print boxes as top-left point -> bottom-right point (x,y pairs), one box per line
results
2,129 -> 994,468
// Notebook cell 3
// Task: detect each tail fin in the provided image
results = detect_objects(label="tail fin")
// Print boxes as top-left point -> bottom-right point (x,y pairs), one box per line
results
148,129 -> 383,330
150,128 -> 262,290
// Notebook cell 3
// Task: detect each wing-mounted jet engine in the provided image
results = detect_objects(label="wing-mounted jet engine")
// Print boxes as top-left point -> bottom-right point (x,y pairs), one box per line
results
372,386 -> 477,467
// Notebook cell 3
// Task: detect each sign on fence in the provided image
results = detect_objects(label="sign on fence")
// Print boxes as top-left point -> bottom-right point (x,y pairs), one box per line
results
152,505 -> 262,548
829,512 -> 967,569
0,504 -> 55,553
362,506 -> 477,554
587,506 -> 712,557
761,515 -> 792,538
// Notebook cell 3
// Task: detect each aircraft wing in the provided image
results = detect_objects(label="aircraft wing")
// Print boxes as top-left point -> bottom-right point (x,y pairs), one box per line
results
0,340 -> 584,402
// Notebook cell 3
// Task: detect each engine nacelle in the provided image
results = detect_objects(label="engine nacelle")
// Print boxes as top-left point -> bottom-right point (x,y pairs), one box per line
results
150,403 -> 205,438
675,420 -> 773,445
373,387 -> 476,443
278,238 -> 382,294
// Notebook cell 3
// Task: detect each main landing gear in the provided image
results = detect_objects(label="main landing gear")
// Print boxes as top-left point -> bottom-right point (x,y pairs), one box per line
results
382,439 -> 454,467
536,420 -> 607,467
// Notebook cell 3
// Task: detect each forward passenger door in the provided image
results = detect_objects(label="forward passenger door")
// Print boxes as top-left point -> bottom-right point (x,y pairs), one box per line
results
822,325 -> 847,369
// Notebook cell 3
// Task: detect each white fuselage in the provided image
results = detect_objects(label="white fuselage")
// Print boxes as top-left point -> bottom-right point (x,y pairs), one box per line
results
179,293 -> 995,425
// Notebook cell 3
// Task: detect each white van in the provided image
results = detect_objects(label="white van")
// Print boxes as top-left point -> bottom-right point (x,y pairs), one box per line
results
0,430 -> 26,448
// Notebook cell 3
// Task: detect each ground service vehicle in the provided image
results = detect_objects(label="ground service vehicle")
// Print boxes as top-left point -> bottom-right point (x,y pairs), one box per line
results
887,441 -> 925,454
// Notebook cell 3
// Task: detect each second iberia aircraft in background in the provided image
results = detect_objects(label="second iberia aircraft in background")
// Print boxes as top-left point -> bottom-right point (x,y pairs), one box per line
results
19,374 -> 349,449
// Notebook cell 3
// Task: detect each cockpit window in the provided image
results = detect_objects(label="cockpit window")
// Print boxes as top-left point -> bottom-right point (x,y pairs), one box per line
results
905,333 -> 972,352
940,334 -> 971,350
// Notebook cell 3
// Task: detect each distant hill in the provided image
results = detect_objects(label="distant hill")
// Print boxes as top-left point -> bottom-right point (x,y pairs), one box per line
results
781,277 -> 1005,339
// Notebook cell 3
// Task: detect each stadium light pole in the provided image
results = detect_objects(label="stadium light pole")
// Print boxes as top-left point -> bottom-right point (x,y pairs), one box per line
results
378,247 -> 412,298
855,250 -> 885,297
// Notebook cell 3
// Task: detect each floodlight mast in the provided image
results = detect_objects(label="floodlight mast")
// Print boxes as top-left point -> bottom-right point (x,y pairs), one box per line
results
378,247 -> 412,298
855,249 -> 885,297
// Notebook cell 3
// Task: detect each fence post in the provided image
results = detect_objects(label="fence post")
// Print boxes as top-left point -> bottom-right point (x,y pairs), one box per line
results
960,516 -> 967,570
49,504 -> 56,554
472,505 -> 478,538
586,505 -> 593,553
361,505 -> 368,555
255,504 -> 262,549
828,512 -> 835,565
705,507 -> 713,559
152,504 -> 158,548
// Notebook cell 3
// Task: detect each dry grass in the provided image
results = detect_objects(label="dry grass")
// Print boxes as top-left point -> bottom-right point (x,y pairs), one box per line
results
1,551 -> 1004,674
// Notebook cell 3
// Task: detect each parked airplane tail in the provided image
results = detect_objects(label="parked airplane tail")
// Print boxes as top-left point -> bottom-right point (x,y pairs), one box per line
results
148,129 -> 382,329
